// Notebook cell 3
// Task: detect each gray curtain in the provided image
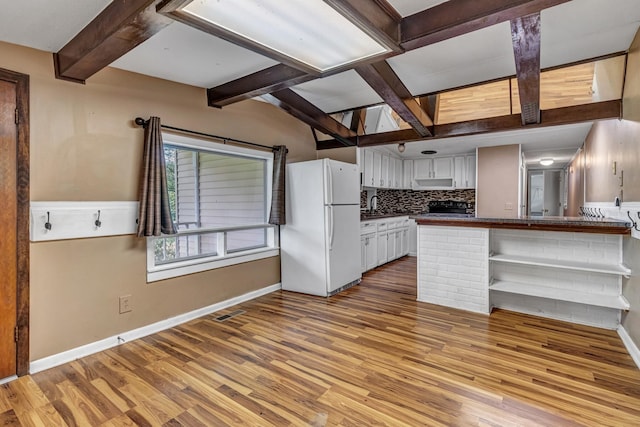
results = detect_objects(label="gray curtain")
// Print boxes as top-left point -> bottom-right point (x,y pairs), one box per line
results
136,117 -> 177,237
268,145 -> 287,225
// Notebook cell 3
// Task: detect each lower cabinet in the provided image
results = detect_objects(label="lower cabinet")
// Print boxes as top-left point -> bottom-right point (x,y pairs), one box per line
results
361,216 -> 413,273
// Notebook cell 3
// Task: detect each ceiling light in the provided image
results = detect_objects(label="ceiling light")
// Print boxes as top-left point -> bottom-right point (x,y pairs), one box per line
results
163,0 -> 392,74
398,143 -> 406,153
540,158 -> 554,166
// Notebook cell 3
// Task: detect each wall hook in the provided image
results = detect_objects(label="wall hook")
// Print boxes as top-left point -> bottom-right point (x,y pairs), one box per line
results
627,211 -> 639,231
95,210 -> 102,228
44,212 -> 52,230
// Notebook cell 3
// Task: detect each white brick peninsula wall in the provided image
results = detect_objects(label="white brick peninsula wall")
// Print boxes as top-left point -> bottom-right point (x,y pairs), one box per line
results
418,226 -> 489,314
415,216 -> 632,329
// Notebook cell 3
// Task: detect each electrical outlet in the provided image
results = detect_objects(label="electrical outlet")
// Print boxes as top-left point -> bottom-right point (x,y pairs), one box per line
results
504,202 -> 513,210
119,295 -> 132,314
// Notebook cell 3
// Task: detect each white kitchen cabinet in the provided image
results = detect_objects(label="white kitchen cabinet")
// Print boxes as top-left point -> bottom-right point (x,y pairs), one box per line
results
414,157 -> 453,179
377,231 -> 388,265
381,154 -> 390,188
403,160 -> 413,189
360,233 -> 377,273
360,235 -> 367,273
453,154 -> 477,189
402,227 -> 409,255
373,151 -> 382,188
386,155 -> 394,189
363,149 -> 375,187
394,158 -> 403,189
386,231 -> 397,262
394,229 -> 403,259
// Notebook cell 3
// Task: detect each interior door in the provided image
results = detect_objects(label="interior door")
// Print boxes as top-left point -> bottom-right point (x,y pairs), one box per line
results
0,78 -> 18,379
543,171 -> 561,216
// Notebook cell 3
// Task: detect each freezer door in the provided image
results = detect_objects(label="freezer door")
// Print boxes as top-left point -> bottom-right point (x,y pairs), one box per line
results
326,205 -> 362,293
324,159 -> 360,205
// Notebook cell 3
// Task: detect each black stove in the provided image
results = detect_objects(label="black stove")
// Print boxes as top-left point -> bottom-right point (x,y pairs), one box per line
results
426,200 -> 473,216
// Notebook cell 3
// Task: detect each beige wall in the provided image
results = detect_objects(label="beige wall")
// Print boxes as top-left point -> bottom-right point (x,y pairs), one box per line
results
0,41 -> 320,360
580,28 -> 640,349
476,144 -> 521,218
564,147 -> 585,216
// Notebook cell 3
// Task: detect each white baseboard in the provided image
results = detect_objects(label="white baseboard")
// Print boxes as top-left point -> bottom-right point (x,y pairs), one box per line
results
30,283 -> 281,374
0,375 -> 18,385
618,325 -> 640,370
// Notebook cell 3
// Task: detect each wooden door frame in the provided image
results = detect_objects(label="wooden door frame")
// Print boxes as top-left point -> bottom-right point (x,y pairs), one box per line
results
0,67 -> 29,376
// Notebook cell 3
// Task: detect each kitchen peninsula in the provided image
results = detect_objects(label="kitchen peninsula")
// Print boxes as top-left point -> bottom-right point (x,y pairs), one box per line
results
414,215 -> 632,329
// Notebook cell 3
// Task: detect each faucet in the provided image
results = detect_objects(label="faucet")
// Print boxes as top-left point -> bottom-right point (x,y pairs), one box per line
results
369,195 -> 378,214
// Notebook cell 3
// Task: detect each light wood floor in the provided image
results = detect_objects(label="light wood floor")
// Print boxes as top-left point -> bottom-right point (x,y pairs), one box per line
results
2,257 -> 640,426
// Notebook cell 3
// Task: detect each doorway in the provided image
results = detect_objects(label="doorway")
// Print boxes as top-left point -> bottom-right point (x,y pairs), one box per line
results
0,68 -> 29,379
527,170 -> 563,216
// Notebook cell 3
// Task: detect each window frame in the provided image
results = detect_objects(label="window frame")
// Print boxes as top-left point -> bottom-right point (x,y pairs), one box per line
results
146,132 -> 278,283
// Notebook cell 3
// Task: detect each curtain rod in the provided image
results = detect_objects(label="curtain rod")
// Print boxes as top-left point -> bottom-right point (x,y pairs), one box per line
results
134,117 -> 283,152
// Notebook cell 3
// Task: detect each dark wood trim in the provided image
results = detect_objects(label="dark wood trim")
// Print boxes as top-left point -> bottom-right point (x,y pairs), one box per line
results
205,0 -> 570,107
350,108 -> 367,134
54,0 -> 172,83
0,68 -> 30,376
511,13 -> 541,124
413,218 -> 631,235
263,89 -> 356,146
323,0 -> 401,52
207,65 -> 314,108
401,0 -> 570,51
355,61 -> 432,137
317,100 -> 622,148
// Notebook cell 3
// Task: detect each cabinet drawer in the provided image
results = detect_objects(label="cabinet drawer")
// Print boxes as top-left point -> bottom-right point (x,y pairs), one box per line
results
360,222 -> 377,235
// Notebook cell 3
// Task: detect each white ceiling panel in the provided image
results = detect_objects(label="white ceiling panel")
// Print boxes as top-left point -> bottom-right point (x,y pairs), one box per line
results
541,0 -> 640,68
111,22 -> 278,88
387,22 -> 516,96
290,70 -> 383,113
393,122 -> 592,159
0,0 -> 111,52
386,0 -> 449,17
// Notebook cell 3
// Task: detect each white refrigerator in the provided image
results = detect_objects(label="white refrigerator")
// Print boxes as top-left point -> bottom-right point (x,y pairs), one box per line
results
281,158 -> 362,296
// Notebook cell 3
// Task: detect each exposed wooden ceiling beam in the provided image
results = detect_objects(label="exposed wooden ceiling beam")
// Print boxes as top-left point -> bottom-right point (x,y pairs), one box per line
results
54,0 -> 172,83
401,0 -> 570,51
317,99 -> 621,149
350,109 -> 367,134
262,89 -> 356,147
355,61 -> 433,137
207,64 -> 314,108
207,0 -> 569,107
511,13 -> 542,124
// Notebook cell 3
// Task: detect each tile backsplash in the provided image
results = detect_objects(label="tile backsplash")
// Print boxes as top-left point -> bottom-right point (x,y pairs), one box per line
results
361,189 -> 475,214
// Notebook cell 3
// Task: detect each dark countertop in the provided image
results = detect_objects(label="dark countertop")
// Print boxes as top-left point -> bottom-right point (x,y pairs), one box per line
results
360,212 -> 414,221
412,215 -> 632,235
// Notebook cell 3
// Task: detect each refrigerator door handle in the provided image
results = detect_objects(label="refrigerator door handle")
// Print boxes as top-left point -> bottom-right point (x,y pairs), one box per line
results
325,161 -> 333,205
327,205 -> 334,250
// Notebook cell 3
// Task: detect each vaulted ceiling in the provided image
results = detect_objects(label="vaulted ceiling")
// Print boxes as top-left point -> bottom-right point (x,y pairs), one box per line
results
1,0 -> 639,161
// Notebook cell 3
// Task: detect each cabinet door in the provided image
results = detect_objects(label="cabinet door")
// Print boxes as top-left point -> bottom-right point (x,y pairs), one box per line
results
466,155 -> 476,188
403,160 -> 413,189
433,157 -> 453,179
414,159 -> 433,179
454,156 -> 465,189
386,232 -> 396,262
395,230 -> 402,259
363,149 -> 375,187
377,232 -> 388,265
373,151 -> 382,187
381,154 -> 389,188
402,228 -> 409,255
361,236 -> 368,273
387,156 -> 394,188
366,234 -> 378,270
395,158 -> 403,189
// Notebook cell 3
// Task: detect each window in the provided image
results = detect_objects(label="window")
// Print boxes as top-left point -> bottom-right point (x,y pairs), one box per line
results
146,133 -> 278,282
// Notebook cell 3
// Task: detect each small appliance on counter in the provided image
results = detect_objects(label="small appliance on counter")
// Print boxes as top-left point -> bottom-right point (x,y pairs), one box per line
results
280,159 -> 362,296
424,200 -> 474,217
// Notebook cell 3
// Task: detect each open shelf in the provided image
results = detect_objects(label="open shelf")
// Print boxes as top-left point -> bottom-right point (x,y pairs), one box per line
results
489,280 -> 630,310
489,254 -> 631,277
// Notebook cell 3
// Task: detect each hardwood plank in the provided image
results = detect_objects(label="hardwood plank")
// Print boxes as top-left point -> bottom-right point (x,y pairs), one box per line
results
1,257 -> 639,425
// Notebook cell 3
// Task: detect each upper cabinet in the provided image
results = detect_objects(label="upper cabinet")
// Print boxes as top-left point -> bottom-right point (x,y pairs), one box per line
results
360,148 -> 475,190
